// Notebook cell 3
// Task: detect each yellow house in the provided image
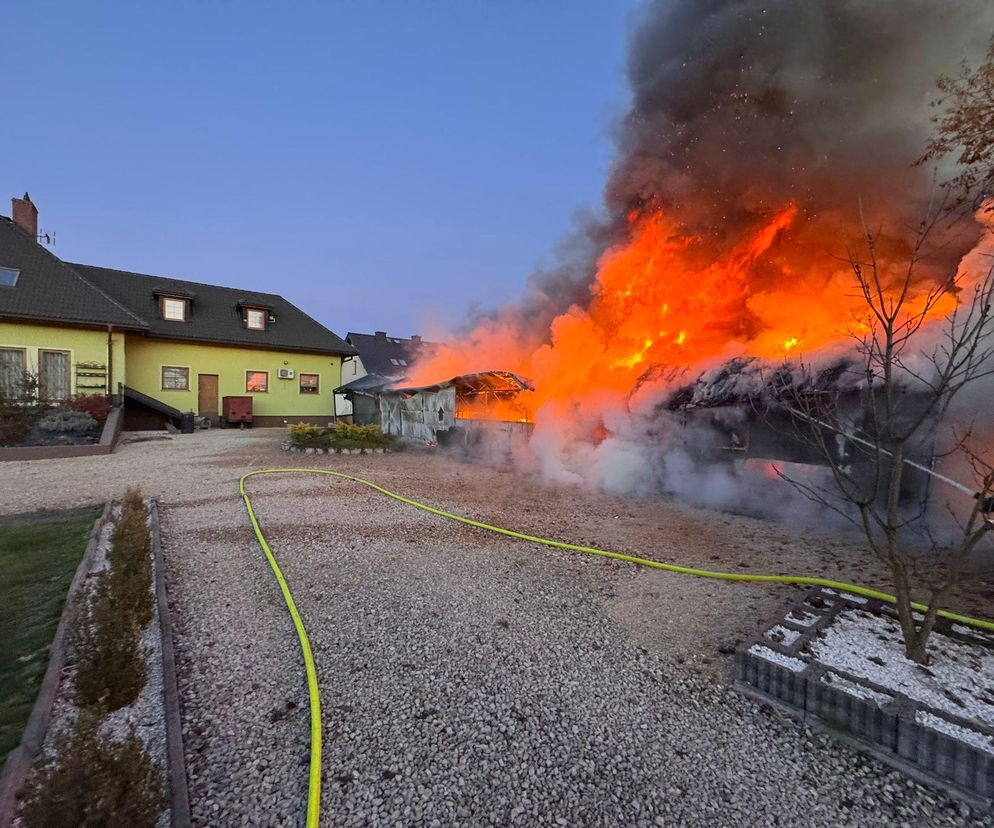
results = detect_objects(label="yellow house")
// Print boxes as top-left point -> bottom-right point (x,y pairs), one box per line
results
0,194 -> 355,427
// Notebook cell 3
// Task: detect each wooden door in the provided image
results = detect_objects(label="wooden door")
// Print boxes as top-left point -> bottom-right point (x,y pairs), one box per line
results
198,374 -> 219,416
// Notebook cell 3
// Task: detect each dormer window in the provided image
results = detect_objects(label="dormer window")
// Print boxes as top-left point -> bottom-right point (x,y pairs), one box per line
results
245,308 -> 266,330
161,296 -> 188,322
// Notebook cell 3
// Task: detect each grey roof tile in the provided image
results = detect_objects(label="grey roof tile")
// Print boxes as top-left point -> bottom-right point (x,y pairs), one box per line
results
346,331 -> 436,377
75,263 -> 356,356
0,217 -> 147,328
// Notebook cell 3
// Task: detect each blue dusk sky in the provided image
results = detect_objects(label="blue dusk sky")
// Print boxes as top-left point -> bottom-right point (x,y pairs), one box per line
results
3,1 -> 634,339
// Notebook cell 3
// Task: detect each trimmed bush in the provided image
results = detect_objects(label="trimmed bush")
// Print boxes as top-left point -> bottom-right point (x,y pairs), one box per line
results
331,421 -> 382,442
20,711 -> 165,828
73,575 -> 146,712
73,489 -> 152,711
288,422 -> 323,445
37,409 -> 98,433
68,394 -> 112,424
108,489 -> 154,628
287,421 -> 397,450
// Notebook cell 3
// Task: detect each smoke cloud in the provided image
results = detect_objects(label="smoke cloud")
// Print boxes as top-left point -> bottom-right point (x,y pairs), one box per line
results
612,0 -> 994,231
423,0 -> 994,519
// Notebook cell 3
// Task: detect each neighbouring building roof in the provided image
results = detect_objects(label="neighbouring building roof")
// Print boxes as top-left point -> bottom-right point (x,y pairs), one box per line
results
345,331 -> 436,377
75,264 -> 356,356
336,373 -> 399,395
0,217 -> 147,329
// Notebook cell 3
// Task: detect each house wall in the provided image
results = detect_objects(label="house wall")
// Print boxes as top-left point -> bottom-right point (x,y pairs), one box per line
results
124,336 -> 343,424
335,355 -> 366,417
0,321 -> 126,395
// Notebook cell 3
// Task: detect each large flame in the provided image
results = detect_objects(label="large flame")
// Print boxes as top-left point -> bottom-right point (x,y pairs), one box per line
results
409,202 -> 961,417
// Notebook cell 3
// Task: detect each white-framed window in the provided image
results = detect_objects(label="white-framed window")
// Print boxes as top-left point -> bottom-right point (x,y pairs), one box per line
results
161,297 -> 187,322
245,308 -> 266,330
0,267 -> 19,287
162,366 -> 190,390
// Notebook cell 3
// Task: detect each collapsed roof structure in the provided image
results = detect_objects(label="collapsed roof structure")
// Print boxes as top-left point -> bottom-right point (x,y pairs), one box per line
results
336,370 -> 534,444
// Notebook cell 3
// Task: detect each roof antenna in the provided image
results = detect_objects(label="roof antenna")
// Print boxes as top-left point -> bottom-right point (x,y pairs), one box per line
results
37,230 -> 55,246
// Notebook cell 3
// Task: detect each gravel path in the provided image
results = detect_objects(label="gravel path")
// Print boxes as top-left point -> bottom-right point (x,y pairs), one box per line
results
2,429 -> 992,825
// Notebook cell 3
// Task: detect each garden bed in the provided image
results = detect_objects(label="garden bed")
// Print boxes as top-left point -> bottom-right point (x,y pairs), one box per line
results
282,421 -> 404,455
0,507 -> 104,775
736,587 -> 994,809
1,396 -> 111,448
0,409 -> 122,462
1,492 -> 188,828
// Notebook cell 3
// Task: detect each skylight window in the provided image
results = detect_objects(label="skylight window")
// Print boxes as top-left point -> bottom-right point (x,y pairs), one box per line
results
0,267 -> 19,287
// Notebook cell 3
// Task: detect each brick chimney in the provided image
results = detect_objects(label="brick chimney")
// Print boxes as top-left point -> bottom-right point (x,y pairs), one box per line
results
411,335 -> 422,345
12,193 -> 38,239
374,331 -> 387,341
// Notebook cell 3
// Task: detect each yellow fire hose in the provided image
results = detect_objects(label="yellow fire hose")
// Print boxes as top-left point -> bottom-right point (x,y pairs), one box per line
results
239,467 -> 994,826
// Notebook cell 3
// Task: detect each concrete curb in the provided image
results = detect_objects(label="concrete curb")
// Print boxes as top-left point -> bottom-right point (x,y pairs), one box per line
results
736,588 -> 994,811
0,503 -> 111,828
150,498 -> 192,828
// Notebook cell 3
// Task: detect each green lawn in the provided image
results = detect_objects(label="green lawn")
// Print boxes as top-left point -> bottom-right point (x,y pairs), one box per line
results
0,508 -> 101,761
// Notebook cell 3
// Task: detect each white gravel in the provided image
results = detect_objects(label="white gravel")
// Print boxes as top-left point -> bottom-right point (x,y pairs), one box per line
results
748,645 -> 807,673
821,672 -> 894,706
916,711 -> 994,756
809,609 -> 994,729
3,428 -> 993,826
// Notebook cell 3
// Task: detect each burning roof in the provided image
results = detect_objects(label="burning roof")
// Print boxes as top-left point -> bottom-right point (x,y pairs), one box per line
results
393,370 -> 533,397
663,357 -> 863,411
337,370 -> 532,397
399,0 -> 991,441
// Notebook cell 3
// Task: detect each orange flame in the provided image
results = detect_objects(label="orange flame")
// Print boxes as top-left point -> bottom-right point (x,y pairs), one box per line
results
410,203 -> 961,418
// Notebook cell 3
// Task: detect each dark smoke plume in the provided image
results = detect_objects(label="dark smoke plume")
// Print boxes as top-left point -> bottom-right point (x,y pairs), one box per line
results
611,0 -> 994,233
459,1 -> 994,357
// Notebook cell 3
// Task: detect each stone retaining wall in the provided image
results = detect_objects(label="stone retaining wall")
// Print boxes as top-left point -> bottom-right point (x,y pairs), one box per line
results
736,588 -> 994,809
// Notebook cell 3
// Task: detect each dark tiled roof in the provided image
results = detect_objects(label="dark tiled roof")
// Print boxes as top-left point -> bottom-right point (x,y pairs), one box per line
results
346,332 -> 436,377
0,217 -> 147,329
75,264 -> 356,356
335,373 -> 399,394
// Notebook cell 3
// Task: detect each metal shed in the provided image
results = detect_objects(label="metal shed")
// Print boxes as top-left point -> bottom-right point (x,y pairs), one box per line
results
336,370 -> 533,444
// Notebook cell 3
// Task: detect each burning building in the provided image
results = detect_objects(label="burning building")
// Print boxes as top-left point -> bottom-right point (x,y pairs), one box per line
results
338,370 -> 534,446
400,0 -> 994,505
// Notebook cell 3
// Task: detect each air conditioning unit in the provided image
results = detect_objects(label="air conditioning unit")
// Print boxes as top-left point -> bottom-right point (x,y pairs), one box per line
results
277,368 -> 294,379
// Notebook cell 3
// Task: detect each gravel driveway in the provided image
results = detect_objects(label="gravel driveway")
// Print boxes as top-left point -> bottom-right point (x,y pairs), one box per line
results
2,428 -> 991,826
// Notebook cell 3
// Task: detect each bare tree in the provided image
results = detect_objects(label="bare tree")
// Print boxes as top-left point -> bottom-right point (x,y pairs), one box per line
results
770,202 -> 994,664
920,35 -> 994,209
